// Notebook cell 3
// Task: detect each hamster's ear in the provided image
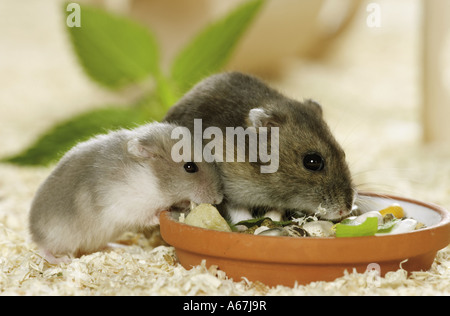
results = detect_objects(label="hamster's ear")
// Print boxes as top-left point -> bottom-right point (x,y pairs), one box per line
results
247,108 -> 284,128
304,99 -> 323,117
127,138 -> 156,158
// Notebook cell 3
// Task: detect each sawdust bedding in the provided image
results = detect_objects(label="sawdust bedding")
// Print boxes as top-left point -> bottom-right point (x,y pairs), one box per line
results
1,164 -> 449,296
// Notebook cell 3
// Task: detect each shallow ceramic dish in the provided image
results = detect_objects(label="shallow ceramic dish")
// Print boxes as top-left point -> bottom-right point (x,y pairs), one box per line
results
159,193 -> 450,287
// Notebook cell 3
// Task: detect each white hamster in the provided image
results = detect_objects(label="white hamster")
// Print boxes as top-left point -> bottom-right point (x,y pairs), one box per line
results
29,122 -> 223,263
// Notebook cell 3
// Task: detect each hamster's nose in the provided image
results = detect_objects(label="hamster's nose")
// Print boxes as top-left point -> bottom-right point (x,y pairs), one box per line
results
339,208 -> 352,218
214,193 -> 224,205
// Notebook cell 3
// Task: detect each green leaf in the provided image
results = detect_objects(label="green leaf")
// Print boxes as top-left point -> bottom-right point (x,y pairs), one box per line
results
236,217 -> 292,228
2,105 -> 157,166
66,3 -> 160,89
154,74 -> 179,110
335,217 -> 379,238
170,0 -> 265,93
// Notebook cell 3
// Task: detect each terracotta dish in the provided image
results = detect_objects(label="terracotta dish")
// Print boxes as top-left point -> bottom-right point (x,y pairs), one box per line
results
159,193 -> 450,287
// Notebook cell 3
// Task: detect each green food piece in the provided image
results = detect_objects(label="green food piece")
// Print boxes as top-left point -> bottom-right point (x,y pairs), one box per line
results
235,217 -> 292,228
335,217 -> 379,237
184,204 -> 232,232
236,218 -> 271,228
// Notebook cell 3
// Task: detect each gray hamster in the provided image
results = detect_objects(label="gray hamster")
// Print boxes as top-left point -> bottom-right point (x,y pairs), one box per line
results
29,122 -> 223,262
164,72 -> 355,223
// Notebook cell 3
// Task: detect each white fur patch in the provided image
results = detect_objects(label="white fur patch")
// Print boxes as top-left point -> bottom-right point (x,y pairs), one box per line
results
100,165 -> 167,230
227,206 -> 253,224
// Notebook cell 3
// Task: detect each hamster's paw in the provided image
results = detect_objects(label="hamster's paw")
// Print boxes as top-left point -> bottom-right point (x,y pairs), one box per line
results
105,242 -> 128,249
40,249 -> 71,265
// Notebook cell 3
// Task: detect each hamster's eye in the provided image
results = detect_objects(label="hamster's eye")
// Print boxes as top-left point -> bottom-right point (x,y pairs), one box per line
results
184,162 -> 199,173
303,153 -> 325,172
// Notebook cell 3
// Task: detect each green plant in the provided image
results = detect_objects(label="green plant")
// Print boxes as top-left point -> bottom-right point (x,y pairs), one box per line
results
3,0 -> 265,166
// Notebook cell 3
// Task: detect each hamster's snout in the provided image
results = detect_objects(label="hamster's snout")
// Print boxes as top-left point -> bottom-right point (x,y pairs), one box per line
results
308,185 -> 355,221
191,188 -> 223,206
213,195 -> 224,205
320,192 -> 355,221
326,178 -> 356,221
318,207 -> 351,222
337,208 -> 352,220
210,191 -> 224,205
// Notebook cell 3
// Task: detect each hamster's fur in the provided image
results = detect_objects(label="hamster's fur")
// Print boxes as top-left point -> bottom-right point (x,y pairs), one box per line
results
29,122 -> 223,261
165,72 -> 355,222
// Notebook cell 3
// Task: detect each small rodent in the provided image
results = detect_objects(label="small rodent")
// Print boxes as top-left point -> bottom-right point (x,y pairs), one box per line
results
164,72 -> 355,223
29,122 -> 223,263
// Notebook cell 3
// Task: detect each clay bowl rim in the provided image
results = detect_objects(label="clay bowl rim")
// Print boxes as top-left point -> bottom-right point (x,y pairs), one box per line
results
159,192 -> 450,265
